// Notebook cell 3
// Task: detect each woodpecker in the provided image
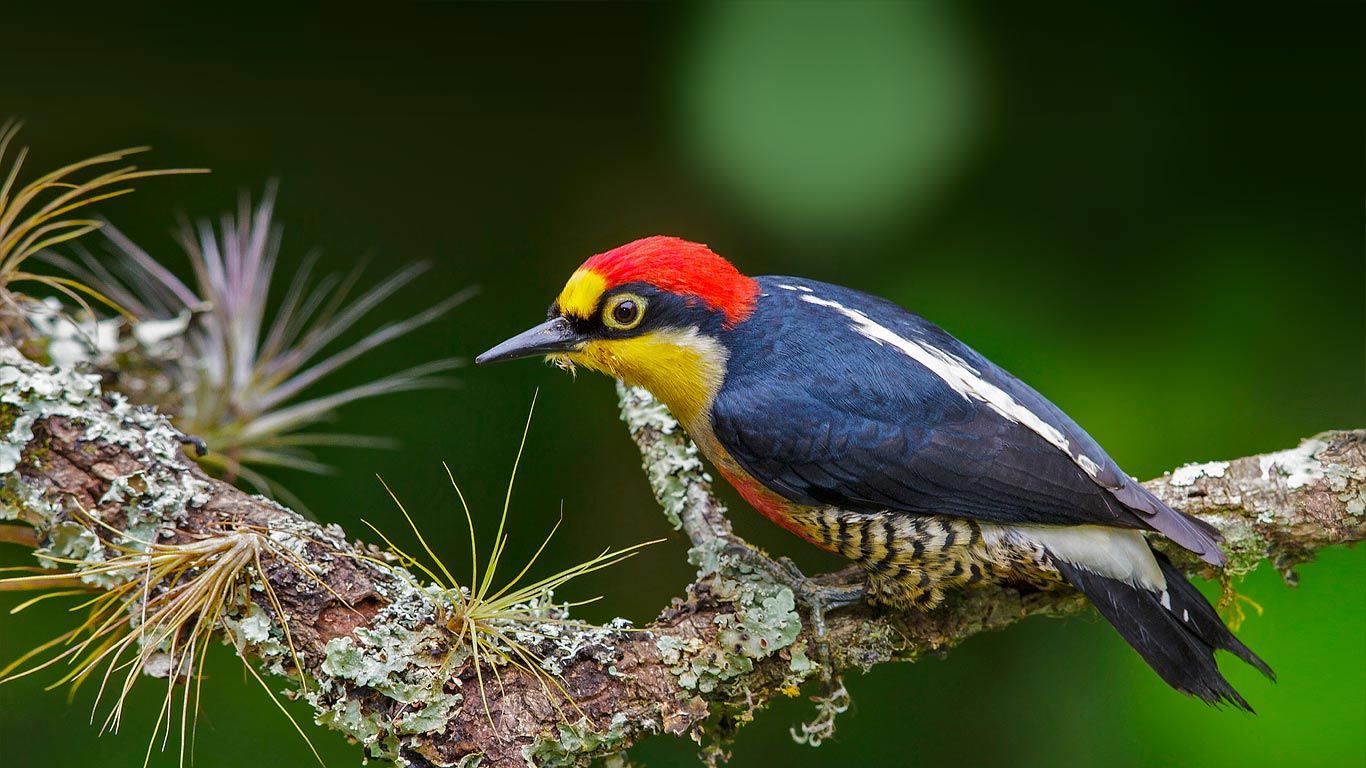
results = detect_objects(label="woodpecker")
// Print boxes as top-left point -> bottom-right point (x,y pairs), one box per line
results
477,236 -> 1272,709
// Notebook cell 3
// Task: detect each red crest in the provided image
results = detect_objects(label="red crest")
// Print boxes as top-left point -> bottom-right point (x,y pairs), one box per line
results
581,236 -> 759,326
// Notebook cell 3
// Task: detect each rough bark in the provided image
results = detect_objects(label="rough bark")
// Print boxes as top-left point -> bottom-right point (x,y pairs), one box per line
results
0,345 -> 1362,767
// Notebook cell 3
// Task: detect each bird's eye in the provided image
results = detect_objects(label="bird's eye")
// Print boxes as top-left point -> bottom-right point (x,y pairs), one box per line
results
603,294 -> 646,330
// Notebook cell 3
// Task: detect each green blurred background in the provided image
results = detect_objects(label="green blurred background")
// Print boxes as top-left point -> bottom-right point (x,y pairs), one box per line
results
2,2 -> 1362,766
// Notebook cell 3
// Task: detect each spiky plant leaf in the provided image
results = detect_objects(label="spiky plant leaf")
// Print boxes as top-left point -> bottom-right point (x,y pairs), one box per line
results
0,515 -> 331,768
0,119 -> 206,337
48,182 -> 474,493
357,395 -> 661,726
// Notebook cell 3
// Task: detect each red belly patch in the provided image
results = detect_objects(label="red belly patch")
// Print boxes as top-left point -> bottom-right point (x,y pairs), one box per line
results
713,463 -> 831,551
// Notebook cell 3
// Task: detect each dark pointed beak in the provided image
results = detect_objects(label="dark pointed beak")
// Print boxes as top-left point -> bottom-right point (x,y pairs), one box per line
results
476,316 -> 586,365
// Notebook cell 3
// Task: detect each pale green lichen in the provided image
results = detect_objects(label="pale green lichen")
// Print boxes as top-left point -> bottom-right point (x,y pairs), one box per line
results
659,585 -> 801,693
0,466 -> 50,523
620,384 -> 807,696
317,697 -> 383,751
617,384 -> 709,531
522,714 -> 631,768
307,584 -> 466,763
3,352 -> 660,765
310,576 -> 638,764
320,627 -> 455,701
296,528 -> 638,766
320,624 -> 458,704
1214,515 -> 1270,576
787,646 -> 816,674
41,518 -> 105,561
650,544 -> 804,694
99,465 -> 212,547
510,601 -> 634,678
1318,441 -> 1366,517
37,519 -> 120,586
0,347 -> 211,571
1257,438 -> 1329,491
223,600 -> 290,664
1340,486 -> 1365,517
0,349 -> 103,475
1168,460 -> 1230,487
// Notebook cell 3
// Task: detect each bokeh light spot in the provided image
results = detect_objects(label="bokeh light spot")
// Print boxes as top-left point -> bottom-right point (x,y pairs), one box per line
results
681,1 -> 979,240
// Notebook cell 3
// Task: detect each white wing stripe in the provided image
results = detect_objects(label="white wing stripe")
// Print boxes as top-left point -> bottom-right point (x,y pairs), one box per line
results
800,293 -> 1102,478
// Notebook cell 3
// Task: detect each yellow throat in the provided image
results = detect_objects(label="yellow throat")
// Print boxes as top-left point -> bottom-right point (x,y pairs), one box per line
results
563,327 -> 727,427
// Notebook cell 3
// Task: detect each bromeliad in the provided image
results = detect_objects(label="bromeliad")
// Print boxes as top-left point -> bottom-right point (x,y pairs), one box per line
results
477,235 -> 1272,709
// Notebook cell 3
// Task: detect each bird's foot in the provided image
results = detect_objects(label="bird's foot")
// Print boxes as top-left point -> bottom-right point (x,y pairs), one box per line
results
719,538 -> 866,678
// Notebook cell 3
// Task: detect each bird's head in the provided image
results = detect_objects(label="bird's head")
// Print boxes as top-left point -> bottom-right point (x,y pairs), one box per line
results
476,236 -> 759,425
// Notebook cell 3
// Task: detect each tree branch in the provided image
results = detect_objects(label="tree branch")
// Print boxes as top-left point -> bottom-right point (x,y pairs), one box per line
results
1,345 -> 1362,767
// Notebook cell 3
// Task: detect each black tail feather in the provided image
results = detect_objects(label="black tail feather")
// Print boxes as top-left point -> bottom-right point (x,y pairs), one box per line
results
1055,551 -> 1272,711
1151,551 -> 1275,681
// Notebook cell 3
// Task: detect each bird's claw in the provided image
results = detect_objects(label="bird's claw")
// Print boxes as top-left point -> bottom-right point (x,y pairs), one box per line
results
717,537 -> 866,680
774,554 -> 809,585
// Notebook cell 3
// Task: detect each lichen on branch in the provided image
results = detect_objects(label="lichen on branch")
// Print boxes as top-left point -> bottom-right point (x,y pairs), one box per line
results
1,346 -> 1363,767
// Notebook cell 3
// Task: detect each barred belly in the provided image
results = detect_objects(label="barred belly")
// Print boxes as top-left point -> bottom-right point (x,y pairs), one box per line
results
792,506 -> 1066,610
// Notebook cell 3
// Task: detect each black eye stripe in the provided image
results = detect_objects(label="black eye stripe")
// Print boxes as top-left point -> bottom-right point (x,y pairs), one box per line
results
562,283 -> 725,336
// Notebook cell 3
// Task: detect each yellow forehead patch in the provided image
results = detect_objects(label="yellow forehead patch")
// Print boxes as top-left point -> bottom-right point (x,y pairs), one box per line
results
557,269 -> 609,319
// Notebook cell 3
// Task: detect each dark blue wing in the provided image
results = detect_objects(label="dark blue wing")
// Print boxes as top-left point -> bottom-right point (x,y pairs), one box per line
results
711,277 -> 1223,564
